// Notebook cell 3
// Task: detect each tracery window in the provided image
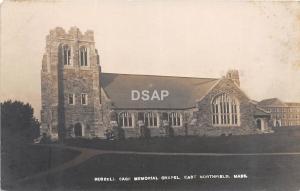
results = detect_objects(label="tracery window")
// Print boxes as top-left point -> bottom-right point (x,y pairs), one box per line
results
79,46 -> 88,66
119,112 -> 134,128
168,112 -> 182,127
144,112 -> 159,127
212,93 -> 240,126
62,44 -> 72,66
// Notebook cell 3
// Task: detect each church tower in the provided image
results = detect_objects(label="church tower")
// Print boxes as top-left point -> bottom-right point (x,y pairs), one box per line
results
41,27 -> 103,141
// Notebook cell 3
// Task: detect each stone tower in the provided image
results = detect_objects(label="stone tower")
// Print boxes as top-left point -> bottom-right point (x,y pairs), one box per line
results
226,70 -> 240,87
41,27 -> 103,141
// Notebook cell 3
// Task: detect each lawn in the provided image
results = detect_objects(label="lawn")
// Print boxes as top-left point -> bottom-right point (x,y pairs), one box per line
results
16,153 -> 300,190
5,128 -> 300,190
65,130 -> 300,153
1,144 -> 80,190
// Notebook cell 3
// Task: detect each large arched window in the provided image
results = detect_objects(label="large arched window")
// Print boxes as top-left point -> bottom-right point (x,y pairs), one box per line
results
119,112 -> 134,128
168,112 -> 182,127
212,93 -> 240,126
79,46 -> 88,66
144,112 -> 159,128
62,44 -> 72,66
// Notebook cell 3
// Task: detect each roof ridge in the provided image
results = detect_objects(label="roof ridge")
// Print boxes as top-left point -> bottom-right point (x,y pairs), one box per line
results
260,98 -> 281,102
102,72 -> 219,80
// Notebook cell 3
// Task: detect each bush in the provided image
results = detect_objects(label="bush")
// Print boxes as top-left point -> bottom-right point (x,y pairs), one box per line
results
104,129 -> 115,140
112,127 -> 125,140
140,126 -> 150,139
39,133 -> 52,144
166,126 -> 174,137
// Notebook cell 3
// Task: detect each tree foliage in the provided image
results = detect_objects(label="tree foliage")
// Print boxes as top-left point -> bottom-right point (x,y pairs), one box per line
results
1,100 -> 40,147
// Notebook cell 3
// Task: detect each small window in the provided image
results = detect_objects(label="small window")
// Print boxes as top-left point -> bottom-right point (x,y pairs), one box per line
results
68,94 -> 75,105
79,46 -> 88,66
145,112 -> 159,128
119,112 -> 134,128
168,112 -> 182,127
81,93 -> 88,105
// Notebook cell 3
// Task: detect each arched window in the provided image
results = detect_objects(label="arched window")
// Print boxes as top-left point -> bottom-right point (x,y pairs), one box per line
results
119,112 -> 134,128
212,93 -> 240,126
145,112 -> 159,127
79,46 -> 88,66
169,112 -> 182,127
62,44 -> 72,66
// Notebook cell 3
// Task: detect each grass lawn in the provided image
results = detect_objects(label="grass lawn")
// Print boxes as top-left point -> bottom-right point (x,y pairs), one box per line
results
65,130 -> 300,153
17,153 -> 300,190
5,128 -> 300,190
1,144 -> 80,190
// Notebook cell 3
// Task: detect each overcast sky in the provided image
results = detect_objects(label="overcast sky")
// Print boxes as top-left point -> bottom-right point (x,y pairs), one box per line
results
1,0 -> 300,118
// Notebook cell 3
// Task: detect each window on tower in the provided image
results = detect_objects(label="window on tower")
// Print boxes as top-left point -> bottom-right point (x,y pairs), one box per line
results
62,44 -> 72,66
81,93 -> 88,105
68,94 -> 75,105
79,46 -> 88,66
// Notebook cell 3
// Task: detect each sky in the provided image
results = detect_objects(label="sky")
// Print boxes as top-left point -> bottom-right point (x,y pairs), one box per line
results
1,0 -> 300,119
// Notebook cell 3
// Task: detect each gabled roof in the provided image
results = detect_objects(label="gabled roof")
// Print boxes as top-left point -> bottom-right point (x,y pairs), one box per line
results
254,107 -> 271,117
258,98 -> 287,107
101,73 -> 219,109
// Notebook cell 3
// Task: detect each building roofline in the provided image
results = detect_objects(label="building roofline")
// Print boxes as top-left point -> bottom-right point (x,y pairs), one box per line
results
101,72 -> 219,81
195,79 -> 221,102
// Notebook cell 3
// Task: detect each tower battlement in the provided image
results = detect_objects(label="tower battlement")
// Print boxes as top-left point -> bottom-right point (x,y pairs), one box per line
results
46,26 -> 94,43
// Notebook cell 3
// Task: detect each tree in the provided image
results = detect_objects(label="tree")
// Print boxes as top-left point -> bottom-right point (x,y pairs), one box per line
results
1,100 -> 40,147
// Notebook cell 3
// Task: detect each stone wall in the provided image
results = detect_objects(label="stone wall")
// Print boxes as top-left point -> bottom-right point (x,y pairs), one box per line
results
189,78 -> 260,136
41,27 -> 269,140
41,27 -> 103,140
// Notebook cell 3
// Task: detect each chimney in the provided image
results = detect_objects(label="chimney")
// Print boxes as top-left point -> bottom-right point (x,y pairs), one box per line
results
226,70 -> 240,87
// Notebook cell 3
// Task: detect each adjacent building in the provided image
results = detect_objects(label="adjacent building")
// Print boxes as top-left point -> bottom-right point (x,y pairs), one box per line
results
41,27 -> 272,140
258,98 -> 300,127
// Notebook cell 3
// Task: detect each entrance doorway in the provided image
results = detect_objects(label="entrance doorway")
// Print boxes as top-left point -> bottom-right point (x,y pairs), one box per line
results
74,123 -> 83,137
256,119 -> 262,130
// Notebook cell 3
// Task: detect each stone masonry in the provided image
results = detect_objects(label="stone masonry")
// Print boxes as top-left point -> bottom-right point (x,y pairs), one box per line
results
41,27 -> 272,140
41,27 -> 103,140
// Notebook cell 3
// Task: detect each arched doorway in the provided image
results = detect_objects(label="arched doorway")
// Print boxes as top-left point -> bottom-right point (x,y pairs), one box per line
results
256,119 -> 262,130
74,123 -> 83,137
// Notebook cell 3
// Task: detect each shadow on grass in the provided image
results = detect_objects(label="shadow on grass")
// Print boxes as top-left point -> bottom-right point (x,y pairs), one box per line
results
1,144 -> 80,190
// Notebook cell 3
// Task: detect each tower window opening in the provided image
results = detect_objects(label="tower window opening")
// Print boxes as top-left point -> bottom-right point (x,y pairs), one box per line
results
62,45 -> 72,66
81,93 -> 88,105
80,47 -> 88,66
